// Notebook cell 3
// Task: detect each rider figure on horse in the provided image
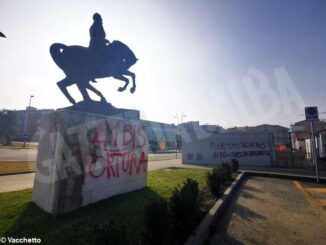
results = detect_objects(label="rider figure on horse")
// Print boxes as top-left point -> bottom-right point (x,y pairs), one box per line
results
89,13 -> 115,83
89,13 -> 109,52
51,13 -> 138,105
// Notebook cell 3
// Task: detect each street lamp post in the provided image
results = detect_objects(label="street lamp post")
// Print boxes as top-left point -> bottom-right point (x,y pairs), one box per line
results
27,95 -> 34,113
179,113 -> 186,153
174,113 -> 187,157
180,113 -> 186,124
174,115 -> 179,158
23,95 -> 34,148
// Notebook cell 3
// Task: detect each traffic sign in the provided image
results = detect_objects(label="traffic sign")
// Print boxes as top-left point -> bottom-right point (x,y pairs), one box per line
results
305,107 -> 319,121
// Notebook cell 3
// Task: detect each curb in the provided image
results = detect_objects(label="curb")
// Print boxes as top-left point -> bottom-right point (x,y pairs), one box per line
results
0,171 -> 35,177
0,159 -> 180,177
0,160 -> 36,162
185,172 -> 246,245
149,158 -> 181,162
244,171 -> 326,183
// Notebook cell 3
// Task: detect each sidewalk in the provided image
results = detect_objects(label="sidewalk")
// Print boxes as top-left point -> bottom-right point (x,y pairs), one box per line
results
0,159 -> 210,193
240,166 -> 326,179
2,162 -> 325,193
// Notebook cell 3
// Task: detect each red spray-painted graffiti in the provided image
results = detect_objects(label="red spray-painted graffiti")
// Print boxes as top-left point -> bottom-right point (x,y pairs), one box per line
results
88,150 -> 147,178
73,123 -> 148,179
90,123 -> 147,148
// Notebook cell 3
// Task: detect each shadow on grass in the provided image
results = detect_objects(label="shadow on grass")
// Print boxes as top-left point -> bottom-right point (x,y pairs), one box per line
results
165,167 -> 183,170
4,187 -> 162,245
2,168 -> 209,244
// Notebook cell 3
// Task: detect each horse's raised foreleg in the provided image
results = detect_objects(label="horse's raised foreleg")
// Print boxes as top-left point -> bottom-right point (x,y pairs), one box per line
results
57,78 -> 76,104
123,70 -> 136,93
85,83 -> 107,103
113,74 -> 129,92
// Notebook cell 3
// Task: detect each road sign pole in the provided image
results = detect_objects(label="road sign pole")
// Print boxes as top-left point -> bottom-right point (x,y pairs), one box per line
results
310,120 -> 319,183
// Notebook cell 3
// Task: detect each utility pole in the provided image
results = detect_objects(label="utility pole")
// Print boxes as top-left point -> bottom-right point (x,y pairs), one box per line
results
288,131 -> 294,168
310,120 -> 319,183
305,107 -> 319,183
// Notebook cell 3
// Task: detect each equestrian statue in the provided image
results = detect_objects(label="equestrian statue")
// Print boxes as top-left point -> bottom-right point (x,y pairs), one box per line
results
50,13 -> 138,105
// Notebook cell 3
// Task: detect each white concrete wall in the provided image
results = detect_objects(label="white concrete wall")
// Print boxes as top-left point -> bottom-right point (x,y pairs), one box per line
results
305,139 -> 312,159
32,110 -> 148,214
319,133 -> 326,158
182,132 -> 273,166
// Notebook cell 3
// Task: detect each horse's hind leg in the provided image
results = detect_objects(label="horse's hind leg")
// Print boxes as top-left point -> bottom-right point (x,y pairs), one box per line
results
76,83 -> 92,102
123,70 -> 136,93
113,74 -> 129,92
86,83 -> 107,103
57,78 -> 76,104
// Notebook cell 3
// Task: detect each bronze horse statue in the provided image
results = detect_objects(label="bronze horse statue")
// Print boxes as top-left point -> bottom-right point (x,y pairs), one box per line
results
50,41 -> 138,105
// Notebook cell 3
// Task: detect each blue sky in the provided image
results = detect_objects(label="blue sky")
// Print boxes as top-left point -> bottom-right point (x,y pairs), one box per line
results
0,0 -> 325,127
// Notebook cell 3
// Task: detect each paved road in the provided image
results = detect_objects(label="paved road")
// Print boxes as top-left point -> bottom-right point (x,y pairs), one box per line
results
0,148 -> 181,162
0,148 -> 37,161
2,147 -> 325,177
148,152 -> 182,161
210,177 -> 326,245
0,158 -> 211,193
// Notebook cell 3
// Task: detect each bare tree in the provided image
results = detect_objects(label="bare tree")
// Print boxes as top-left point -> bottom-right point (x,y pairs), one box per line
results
0,110 -> 20,145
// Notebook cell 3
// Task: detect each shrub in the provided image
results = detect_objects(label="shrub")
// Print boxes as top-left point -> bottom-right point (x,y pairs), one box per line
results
143,198 -> 169,245
169,178 -> 201,243
231,159 -> 239,172
221,163 -> 232,183
206,168 -> 223,196
94,221 -> 130,245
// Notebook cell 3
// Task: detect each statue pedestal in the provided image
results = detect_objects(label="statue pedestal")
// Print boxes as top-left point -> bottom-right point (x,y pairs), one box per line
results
61,100 -> 140,120
32,109 -> 148,215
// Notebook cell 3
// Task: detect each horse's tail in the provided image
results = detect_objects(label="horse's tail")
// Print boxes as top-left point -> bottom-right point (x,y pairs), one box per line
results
111,41 -> 138,69
50,43 -> 67,70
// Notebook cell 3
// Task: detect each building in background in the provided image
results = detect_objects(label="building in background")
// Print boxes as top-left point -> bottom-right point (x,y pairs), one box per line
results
318,129 -> 326,159
227,124 -> 289,147
141,119 -> 177,152
15,107 -> 54,141
200,124 -> 225,133
290,120 -> 326,155
179,121 -> 200,133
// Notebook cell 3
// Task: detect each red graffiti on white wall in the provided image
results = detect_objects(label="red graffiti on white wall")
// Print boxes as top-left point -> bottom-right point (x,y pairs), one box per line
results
90,123 -> 147,148
88,149 -> 147,178
73,123 -> 148,179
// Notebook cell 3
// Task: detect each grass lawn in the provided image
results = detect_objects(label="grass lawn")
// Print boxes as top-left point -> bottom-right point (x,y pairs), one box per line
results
0,162 -> 36,175
0,168 -> 212,244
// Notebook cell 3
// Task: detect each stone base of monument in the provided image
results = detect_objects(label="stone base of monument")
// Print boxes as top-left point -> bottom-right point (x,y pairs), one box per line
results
62,100 -> 140,120
32,108 -> 148,215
